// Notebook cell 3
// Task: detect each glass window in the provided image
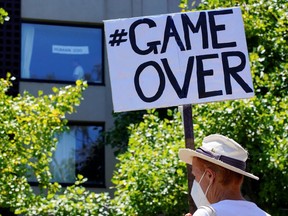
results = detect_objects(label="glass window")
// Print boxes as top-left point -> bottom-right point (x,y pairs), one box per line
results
21,23 -> 103,84
51,124 -> 105,186
28,123 -> 105,187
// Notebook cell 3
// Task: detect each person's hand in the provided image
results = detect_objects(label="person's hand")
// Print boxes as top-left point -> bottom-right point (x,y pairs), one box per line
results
185,213 -> 192,216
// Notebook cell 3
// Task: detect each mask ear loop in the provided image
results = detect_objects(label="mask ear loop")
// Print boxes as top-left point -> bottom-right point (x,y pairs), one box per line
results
199,171 -> 206,184
199,170 -> 213,196
204,181 -> 212,196
204,171 -> 214,197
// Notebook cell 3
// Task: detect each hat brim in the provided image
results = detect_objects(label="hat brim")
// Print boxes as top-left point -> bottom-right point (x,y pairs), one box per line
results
179,148 -> 259,180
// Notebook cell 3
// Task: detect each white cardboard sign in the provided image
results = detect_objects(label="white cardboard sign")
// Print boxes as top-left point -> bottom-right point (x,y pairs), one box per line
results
104,7 -> 254,112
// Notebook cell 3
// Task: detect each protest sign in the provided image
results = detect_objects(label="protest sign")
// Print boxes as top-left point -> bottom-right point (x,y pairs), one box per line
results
104,7 -> 254,112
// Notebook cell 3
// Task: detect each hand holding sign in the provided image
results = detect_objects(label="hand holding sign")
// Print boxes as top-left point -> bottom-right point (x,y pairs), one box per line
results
104,7 -> 254,112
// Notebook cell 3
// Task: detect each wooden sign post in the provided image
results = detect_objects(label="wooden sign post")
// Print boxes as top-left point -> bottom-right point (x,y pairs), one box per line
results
182,104 -> 196,213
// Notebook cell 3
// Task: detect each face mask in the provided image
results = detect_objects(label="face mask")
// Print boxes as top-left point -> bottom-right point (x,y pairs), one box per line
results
191,171 -> 212,207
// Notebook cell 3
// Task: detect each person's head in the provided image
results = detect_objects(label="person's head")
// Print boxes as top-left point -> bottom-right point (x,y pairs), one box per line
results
179,134 -> 258,204
192,156 -> 244,203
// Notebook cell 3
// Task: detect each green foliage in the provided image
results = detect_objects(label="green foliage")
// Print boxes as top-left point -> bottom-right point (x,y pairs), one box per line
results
0,8 -> 9,24
16,175 -> 111,216
102,110 -> 146,155
102,108 -> 171,156
0,75 -> 111,215
111,110 -> 188,215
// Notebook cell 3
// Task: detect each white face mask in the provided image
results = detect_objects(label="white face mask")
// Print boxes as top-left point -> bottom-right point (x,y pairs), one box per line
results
191,171 -> 212,207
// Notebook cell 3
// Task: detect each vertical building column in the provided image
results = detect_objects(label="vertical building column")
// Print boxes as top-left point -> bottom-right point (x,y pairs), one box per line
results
0,0 -> 21,96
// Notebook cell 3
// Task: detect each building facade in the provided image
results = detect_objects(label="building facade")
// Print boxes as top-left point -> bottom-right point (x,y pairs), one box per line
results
0,0 -> 181,193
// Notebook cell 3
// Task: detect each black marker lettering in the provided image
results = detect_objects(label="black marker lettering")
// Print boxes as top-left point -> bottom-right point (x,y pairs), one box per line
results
197,54 -> 223,98
161,57 -> 194,99
208,9 -> 237,49
134,61 -> 165,102
181,12 -> 209,50
161,16 -> 185,54
222,51 -> 253,94
129,19 -> 161,55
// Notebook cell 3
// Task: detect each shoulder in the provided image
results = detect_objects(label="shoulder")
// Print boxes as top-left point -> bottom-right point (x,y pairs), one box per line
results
193,206 -> 215,216
211,200 -> 271,215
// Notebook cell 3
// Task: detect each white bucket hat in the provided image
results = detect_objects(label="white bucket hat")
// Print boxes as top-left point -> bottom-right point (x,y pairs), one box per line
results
178,134 -> 259,180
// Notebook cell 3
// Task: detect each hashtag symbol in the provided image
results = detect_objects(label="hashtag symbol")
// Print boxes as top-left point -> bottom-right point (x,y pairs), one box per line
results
109,29 -> 128,47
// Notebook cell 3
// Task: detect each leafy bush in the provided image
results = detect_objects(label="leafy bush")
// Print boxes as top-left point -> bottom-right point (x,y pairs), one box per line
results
0,76 -> 111,215
17,175 -> 111,216
111,110 -> 188,216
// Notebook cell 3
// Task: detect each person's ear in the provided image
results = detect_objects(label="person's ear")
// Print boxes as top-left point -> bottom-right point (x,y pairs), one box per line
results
206,169 -> 216,182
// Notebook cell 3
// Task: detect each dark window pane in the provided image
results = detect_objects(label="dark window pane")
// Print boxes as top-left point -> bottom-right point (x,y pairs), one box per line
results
50,125 -> 105,186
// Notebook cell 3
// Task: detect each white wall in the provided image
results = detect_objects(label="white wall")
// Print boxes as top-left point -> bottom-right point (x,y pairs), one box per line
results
21,0 -> 180,22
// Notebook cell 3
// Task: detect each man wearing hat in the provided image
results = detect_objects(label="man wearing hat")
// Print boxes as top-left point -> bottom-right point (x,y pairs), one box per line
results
179,134 -> 270,216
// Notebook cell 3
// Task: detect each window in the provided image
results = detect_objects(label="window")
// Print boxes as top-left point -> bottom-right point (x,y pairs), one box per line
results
51,123 -> 105,186
21,23 -> 103,84
28,123 -> 105,187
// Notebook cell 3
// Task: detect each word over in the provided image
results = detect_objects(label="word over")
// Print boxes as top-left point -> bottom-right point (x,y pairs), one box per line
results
134,51 -> 253,102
